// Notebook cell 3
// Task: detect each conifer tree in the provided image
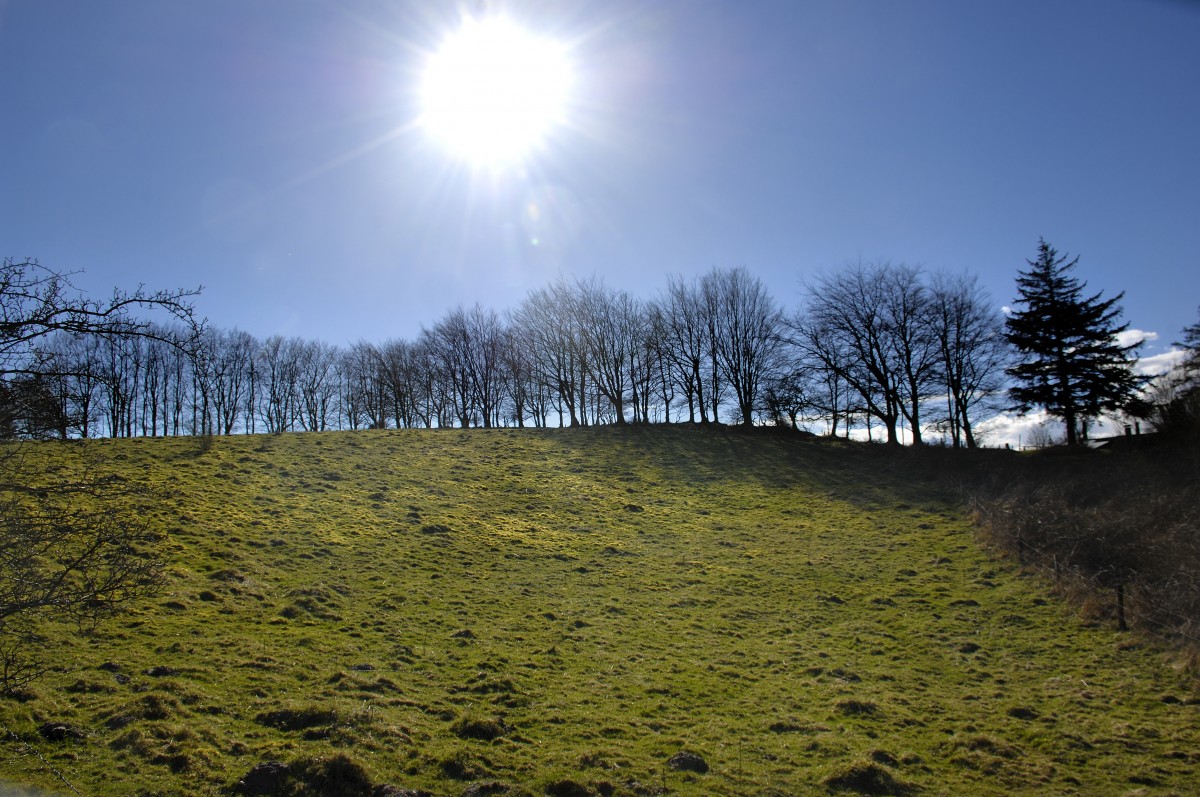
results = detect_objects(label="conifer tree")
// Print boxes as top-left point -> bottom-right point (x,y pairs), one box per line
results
1005,239 -> 1140,446
1180,307 -> 1200,373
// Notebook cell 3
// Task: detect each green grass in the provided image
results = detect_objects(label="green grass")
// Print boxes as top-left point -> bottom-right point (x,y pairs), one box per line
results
1,427 -> 1197,796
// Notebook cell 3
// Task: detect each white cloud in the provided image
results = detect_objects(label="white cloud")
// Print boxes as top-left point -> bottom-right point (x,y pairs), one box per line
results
1117,328 -> 1158,349
976,410 -> 1057,450
1136,347 -> 1186,377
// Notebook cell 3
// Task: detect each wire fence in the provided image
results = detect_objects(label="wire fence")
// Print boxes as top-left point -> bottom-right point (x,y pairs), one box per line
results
1,719 -> 82,796
971,494 -> 1200,654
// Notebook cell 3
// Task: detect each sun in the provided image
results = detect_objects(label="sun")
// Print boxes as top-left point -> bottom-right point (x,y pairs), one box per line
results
420,17 -> 572,167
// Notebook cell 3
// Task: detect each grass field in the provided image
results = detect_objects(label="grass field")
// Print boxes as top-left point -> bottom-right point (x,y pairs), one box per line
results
1,427 -> 1197,796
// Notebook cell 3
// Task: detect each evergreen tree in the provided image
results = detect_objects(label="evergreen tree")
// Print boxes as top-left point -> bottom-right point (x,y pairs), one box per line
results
1005,239 -> 1141,446
1180,307 -> 1200,373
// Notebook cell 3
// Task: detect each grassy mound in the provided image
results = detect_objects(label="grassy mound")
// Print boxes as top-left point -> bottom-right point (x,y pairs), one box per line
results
1,426 -> 1197,795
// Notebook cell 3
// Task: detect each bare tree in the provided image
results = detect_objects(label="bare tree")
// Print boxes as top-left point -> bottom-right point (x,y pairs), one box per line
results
342,341 -> 389,429
927,272 -> 1007,447
879,265 -> 939,445
762,362 -> 815,430
498,323 -> 537,426
575,279 -> 640,424
513,279 -> 588,427
464,305 -> 508,428
705,267 -> 785,426
699,274 -> 727,422
257,336 -> 301,434
374,338 -> 425,429
426,309 -> 477,427
644,302 -> 678,423
800,263 -> 905,444
657,275 -> 717,423
23,332 -> 102,438
208,328 -> 257,435
296,339 -> 340,432
0,257 -> 199,690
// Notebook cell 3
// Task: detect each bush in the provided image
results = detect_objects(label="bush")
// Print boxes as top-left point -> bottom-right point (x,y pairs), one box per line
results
968,445 -> 1200,647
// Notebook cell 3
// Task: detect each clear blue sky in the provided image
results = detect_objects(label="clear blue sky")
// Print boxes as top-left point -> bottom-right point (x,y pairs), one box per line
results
3,0 -> 1198,359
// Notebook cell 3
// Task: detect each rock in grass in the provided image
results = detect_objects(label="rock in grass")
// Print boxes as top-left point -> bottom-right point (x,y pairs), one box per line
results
544,779 -> 597,796
460,782 -> 510,797
37,722 -> 86,742
869,750 -> 901,767
372,786 -> 433,797
667,751 -> 709,773
835,698 -> 880,716
290,753 -> 374,796
234,761 -> 290,795
451,716 -> 509,741
253,706 -> 337,731
235,755 -> 376,796
822,760 -> 916,795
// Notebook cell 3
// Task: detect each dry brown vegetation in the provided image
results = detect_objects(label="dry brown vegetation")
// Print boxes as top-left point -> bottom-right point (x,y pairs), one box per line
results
960,441 -> 1200,655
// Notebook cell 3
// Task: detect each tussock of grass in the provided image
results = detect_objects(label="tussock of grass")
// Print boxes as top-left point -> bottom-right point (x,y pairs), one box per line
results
1,426 -> 1198,795
822,759 -> 916,795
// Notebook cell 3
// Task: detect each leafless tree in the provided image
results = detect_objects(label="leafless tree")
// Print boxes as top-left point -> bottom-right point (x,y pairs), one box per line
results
513,279 -> 588,427
464,305 -> 508,428
426,309 -> 476,427
878,264 -> 939,445
0,257 -> 199,690
799,263 -> 906,444
371,338 -> 422,429
206,328 -> 257,435
498,322 -> 537,426
296,339 -> 340,432
575,279 -> 641,424
257,336 -> 301,434
341,341 -> 388,429
657,275 -> 718,423
644,302 -> 678,423
704,267 -> 785,426
927,272 -> 1007,447
762,363 -> 815,430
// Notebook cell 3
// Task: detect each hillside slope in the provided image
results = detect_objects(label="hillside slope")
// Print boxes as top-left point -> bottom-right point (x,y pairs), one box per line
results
1,427 -> 1196,796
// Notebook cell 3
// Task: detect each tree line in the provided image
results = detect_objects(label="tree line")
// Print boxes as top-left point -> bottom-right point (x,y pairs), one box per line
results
4,243 -> 1189,447
4,246 -> 1192,691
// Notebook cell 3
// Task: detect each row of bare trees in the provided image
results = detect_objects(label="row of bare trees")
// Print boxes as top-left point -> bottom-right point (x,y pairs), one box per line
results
792,263 -> 1008,446
10,263 -> 1011,445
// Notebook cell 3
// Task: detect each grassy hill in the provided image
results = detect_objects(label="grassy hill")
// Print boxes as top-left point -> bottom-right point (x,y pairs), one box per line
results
1,427 -> 1197,796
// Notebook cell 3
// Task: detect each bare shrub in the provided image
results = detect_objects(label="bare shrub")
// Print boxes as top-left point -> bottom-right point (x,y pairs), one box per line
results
968,444 -> 1200,648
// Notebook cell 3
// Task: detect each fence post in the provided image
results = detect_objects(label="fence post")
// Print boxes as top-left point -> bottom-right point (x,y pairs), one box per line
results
1116,583 -> 1128,632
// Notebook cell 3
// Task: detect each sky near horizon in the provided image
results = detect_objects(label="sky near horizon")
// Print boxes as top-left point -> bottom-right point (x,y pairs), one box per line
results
3,0 -> 1199,372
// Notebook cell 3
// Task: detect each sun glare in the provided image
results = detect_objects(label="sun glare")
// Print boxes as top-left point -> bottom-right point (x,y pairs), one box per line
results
420,17 -> 572,167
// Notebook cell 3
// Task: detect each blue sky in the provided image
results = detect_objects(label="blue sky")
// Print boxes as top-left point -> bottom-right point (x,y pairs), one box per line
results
3,0 -> 1198,363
